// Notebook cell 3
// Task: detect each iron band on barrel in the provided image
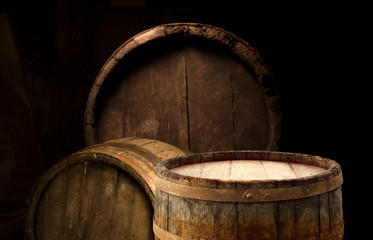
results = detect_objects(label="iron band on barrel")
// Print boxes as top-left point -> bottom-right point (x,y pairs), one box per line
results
154,173 -> 343,202
153,219 -> 344,240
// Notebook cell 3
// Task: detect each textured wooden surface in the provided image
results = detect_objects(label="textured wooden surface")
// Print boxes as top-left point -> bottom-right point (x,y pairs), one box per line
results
25,137 -> 190,240
85,23 -> 281,152
154,151 -> 344,240
171,160 -> 327,180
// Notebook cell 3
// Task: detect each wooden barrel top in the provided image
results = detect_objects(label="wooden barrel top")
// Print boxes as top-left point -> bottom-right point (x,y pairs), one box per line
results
85,23 -> 281,152
155,151 -> 343,203
171,160 -> 327,181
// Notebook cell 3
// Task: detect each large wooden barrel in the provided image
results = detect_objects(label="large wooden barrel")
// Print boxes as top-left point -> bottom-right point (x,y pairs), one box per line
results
154,151 -> 343,240
85,23 -> 281,152
25,137 -> 190,240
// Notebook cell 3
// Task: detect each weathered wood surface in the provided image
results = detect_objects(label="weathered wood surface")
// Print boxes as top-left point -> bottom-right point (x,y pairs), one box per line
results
171,160 -> 327,181
25,137 -> 190,240
85,23 -> 281,152
154,151 -> 344,240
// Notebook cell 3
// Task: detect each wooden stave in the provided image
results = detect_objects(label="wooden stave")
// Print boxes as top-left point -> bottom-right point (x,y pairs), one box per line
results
84,23 -> 282,151
25,137 -> 190,240
154,151 -> 344,240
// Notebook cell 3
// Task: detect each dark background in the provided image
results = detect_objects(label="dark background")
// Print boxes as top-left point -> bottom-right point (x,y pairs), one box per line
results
0,0 -> 368,239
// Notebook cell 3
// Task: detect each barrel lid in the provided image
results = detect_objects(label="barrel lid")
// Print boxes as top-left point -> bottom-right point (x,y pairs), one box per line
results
155,151 -> 343,202
85,23 -> 281,152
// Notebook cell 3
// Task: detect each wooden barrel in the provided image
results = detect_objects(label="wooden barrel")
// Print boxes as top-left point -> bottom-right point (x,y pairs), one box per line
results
85,23 -> 281,152
154,151 -> 344,240
25,137 -> 190,240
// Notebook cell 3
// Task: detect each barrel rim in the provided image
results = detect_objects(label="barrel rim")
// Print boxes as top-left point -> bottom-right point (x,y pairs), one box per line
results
24,148 -> 155,240
84,22 -> 281,150
156,150 -> 342,190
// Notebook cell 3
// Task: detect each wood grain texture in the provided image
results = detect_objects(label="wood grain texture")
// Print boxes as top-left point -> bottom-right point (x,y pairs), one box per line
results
25,137 -> 190,240
171,160 -> 327,181
185,44 -> 234,152
85,23 -> 281,152
154,151 -> 344,240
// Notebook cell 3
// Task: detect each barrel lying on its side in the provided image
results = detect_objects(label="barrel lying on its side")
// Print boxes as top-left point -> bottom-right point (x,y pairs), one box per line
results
154,151 -> 343,240
85,23 -> 281,153
25,137 -> 190,240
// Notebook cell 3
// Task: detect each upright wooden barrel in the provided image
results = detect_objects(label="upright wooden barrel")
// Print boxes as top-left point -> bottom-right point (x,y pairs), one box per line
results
85,23 -> 281,152
25,137 -> 190,240
154,151 -> 343,240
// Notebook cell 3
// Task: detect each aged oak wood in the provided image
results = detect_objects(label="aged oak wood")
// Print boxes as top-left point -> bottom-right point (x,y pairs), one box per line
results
154,151 -> 344,240
171,160 -> 327,180
85,23 -> 281,152
25,137 -> 190,240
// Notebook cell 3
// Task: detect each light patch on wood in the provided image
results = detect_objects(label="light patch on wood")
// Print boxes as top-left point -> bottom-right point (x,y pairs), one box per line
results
290,162 -> 327,178
171,160 -> 328,181
261,161 -> 297,179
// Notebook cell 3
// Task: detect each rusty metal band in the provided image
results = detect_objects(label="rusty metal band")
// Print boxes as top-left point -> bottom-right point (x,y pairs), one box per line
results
153,220 -> 344,240
153,220 -> 190,240
154,173 -> 343,202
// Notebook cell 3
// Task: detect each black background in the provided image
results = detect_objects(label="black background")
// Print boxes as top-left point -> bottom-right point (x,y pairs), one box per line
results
1,0 -> 368,239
